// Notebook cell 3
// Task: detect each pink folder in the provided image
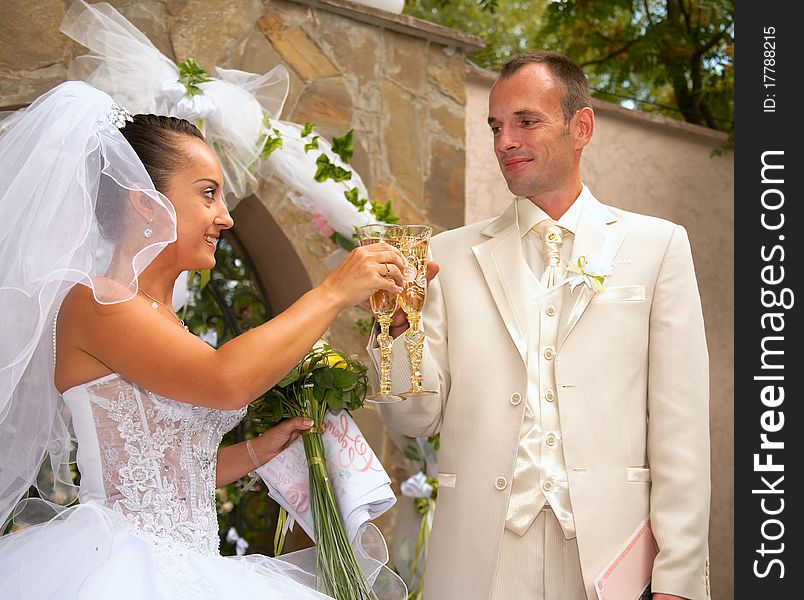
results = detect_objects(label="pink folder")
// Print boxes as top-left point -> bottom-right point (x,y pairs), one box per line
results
594,518 -> 658,600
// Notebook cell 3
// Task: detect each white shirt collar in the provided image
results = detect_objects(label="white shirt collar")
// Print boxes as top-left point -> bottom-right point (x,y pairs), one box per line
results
516,184 -> 591,238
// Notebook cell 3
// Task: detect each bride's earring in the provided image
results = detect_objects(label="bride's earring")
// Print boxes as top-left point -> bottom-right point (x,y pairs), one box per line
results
143,217 -> 153,239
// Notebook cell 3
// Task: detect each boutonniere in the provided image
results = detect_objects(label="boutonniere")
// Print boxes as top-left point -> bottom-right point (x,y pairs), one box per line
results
566,255 -> 613,293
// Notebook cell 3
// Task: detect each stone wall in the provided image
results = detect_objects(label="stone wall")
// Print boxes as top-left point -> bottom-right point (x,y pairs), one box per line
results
1,0 -> 481,239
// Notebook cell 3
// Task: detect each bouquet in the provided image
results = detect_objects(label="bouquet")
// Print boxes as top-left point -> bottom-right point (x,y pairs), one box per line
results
250,341 -> 378,600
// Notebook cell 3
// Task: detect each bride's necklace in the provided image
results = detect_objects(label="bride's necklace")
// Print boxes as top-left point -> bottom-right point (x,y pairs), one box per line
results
138,289 -> 189,332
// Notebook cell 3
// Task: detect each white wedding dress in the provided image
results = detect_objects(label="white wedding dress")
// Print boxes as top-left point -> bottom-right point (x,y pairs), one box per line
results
0,373 -> 329,599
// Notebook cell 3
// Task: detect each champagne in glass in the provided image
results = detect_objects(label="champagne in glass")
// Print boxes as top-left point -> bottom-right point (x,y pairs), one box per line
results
399,225 -> 437,400
357,224 -> 404,404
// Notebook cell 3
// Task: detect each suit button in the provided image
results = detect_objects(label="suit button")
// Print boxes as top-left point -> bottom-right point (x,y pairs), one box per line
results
510,393 -> 522,405
542,480 -> 553,492
544,388 -> 554,402
495,477 -> 507,490
543,347 -> 555,360
545,433 -> 557,446
545,304 -> 556,317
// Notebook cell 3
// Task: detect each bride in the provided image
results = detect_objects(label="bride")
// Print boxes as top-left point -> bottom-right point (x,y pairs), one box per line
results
0,80 -> 405,599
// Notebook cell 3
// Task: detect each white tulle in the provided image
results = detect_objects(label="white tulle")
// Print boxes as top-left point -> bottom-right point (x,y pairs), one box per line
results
259,120 -> 377,239
60,0 -> 289,208
0,503 -> 325,600
60,0 -> 385,238
0,373 -> 404,599
0,80 -> 176,530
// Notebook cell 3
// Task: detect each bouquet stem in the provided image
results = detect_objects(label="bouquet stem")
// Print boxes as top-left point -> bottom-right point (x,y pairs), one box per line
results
302,428 -> 378,600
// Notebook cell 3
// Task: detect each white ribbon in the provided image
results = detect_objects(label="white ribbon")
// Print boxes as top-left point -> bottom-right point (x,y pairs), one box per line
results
225,526 -> 250,556
172,93 -> 218,121
159,79 -> 186,104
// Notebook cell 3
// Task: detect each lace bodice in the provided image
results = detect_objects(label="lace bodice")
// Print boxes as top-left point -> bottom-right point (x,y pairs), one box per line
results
62,373 -> 246,555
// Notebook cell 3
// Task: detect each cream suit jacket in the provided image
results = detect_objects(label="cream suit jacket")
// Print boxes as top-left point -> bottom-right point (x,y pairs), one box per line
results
373,193 -> 711,600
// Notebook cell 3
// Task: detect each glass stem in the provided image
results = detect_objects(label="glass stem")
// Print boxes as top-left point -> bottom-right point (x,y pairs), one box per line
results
376,313 -> 394,396
405,310 -> 425,393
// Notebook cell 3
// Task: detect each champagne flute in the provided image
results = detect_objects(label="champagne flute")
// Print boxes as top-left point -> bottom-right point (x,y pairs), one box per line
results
357,224 -> 405,404
399,224 -> 437,400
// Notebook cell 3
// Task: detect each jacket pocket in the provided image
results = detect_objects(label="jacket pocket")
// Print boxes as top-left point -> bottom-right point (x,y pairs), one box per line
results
592,285 -> 646,303
626,467 -> 651,482
437,473 -> 457,488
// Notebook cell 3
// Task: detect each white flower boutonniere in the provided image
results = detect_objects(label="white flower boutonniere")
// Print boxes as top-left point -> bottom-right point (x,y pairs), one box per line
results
566,255 -> 614,293
401,471 -> 435,499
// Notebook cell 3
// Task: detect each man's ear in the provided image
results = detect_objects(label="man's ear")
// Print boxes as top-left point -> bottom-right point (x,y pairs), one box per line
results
573,106 -> 595,150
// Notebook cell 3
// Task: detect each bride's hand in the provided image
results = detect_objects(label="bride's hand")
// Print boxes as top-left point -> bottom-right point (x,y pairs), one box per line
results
257,416 -> 315,462
320,242 -> 405,308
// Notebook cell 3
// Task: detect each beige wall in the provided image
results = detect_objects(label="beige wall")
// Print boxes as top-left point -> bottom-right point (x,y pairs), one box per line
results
466,65 -> 734,600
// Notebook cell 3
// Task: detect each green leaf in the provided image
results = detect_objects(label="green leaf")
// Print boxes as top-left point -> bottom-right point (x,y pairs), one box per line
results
177,58 -> 213,97
329,231 -> 357,252
260,129 -> 283,159
322,387 -> 339,410
346,389 -> 363,410
271,401 -> 284,424
343,188 -> 367,211
304,136 -> 319,153
369,198 -> 399,223
187,270 -> 211,290
333,369 -> 358,389
331,129 -> 354,163
178,58 -> 211,82
403,445 -> 421,461
314,368 -> 335,389
353,317 -> 374,336
313,154 -> 352,183
198,269 -> 212,290
328,390 -> 344,412
278,368 -> 300,387
301,122 -> 315,137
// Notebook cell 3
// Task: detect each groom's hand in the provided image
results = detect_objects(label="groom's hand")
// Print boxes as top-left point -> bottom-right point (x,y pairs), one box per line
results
389,261 -> 440,338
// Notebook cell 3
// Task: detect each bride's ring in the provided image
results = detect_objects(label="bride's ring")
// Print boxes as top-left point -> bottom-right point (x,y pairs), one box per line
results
383,263 -> 390,277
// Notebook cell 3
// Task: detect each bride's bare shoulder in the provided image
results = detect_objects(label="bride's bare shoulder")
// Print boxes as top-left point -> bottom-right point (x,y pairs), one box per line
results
56,281 -> 133,392
59,279 -> 137,323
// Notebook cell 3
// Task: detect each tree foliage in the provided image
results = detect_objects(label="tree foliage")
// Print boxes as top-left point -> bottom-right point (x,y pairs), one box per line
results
539,0 -> 733,133
404,0 -> 549,70
405,0 -> 733,135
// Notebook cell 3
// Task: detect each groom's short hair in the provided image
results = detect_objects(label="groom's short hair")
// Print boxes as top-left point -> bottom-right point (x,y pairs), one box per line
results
498,51 -> 592,123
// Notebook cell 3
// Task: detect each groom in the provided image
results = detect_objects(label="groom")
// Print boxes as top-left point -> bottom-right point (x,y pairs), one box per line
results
371,51 -> 710,600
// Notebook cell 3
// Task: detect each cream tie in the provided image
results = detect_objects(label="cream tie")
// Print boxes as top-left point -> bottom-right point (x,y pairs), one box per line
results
536,220 -> 565,287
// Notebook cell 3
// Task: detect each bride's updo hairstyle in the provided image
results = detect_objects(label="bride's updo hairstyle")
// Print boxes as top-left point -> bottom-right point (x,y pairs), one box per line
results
95,115 -> 204,240
120,114 -> 205,192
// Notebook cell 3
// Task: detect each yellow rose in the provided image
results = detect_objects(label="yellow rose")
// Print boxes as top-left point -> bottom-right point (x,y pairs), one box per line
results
323,352 -> 347,369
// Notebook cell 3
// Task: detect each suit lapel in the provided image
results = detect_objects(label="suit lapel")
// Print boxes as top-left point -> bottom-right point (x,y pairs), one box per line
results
472,201 -> 530,365
557,196 -> 625,350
